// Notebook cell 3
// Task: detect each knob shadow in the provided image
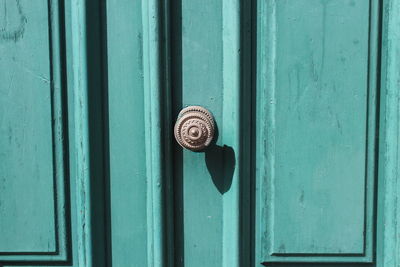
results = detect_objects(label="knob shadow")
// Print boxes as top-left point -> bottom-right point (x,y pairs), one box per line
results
204,126 -> 236,194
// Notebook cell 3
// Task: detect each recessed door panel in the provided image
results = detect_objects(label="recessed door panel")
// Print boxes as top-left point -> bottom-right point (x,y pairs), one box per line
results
0,0 -> 108,265
0,0 -> 67,260
256,0 -> 379,263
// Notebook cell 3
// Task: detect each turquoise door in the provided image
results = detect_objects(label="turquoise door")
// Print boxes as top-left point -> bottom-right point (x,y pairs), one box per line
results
1,0 -> 400,267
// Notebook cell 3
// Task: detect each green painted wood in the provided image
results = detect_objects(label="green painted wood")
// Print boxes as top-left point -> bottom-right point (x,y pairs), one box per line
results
221,1 -> 252,266
1,0 -> 108,266
171,1 -> 224,265
377,0 -> 400,266
171,1 -> 251,267
3,0 -> 400,266
0,0 -> 68,262
70,1 -> 93,265
107,0 -> 174,266
105,0 -> 149,267
70,0 -> 108,266
256,0 -> 380,263
0,0 -> 55,253
142,0 -> 174,266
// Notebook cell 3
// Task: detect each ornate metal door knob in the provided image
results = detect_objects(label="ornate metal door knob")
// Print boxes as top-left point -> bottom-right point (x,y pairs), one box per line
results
174,106 -> 215,151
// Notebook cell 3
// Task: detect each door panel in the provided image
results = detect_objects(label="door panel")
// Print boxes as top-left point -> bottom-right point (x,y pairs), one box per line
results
256,0 -> 379,264
0,0 -> 107,265
0,0 -> 68,262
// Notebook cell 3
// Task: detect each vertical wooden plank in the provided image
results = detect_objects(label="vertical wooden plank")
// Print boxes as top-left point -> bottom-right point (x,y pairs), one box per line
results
142,0 -> 173,266
106,0 -> 149,266
70,1 -> 93,265
221,1 -> 241,266
222,0 -> 252,267
175,1 -> 223,265
171,0 -> 251,266
378,0 -> 400,266
70,0 -> 108,266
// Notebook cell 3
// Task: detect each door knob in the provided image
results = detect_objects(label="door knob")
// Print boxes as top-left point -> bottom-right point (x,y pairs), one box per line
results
174,106 -> 215,151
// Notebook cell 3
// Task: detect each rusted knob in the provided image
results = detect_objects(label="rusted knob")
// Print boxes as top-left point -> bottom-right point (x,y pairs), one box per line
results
174,106 -> 215,151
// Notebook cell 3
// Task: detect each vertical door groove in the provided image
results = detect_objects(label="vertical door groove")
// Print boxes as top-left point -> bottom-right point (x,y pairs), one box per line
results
142,0 -> 173,266
70,0 -> 108,266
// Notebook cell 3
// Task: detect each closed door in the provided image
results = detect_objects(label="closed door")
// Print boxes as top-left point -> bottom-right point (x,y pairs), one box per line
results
1,1 -> 400,267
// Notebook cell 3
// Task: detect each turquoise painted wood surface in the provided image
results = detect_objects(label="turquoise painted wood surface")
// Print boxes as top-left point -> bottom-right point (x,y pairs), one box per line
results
256,0 -> 379,263
170,0 -> 251,266
0,0 -> 70,263
1,0 -> 108,266
255,0 -> 400,266
106,0 -> 149,266
1,0 -> 400,266
0,0 -> 66,259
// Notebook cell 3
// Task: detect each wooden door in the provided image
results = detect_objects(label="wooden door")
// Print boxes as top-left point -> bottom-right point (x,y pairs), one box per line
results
2,1 -> 400,267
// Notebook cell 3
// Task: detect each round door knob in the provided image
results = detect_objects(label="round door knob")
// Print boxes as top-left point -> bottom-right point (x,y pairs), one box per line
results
174,106 -> 215,151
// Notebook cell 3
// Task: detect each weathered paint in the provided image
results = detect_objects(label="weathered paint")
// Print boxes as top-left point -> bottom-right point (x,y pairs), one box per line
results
142,0 -> 174,266
0,0 -> 68,261
106,0 -> 149,266
256,0 -> 379,263
1,0 -> 400,266
170,1 -> 252,266
1,0 -> 108,266
377,0 -> 400,266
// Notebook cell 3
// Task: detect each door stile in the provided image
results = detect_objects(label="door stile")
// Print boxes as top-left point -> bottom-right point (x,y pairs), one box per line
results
70,0 -> 108,266
378,0 -> 400,266
142,0 -> 174,266
221,0 -> 252,266
70,1 -> 95,266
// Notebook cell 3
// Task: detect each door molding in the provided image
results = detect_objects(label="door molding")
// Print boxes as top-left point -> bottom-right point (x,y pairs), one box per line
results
142,0 -> 174,266
378,0 -> 400,266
